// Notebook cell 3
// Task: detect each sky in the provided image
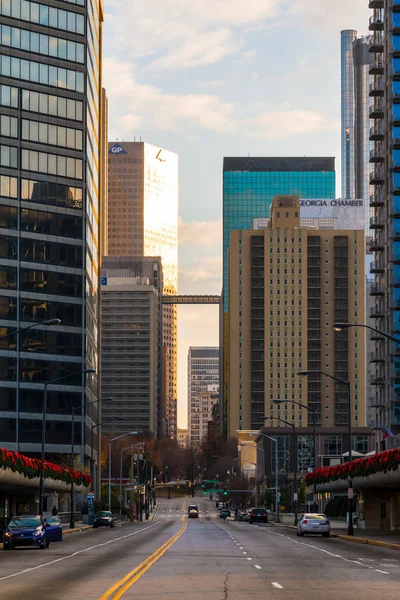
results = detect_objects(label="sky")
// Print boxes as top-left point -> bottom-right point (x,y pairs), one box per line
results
103,0 -> 370,429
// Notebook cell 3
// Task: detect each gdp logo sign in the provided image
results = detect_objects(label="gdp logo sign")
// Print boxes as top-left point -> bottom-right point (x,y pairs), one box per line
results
109,143 -> 127,155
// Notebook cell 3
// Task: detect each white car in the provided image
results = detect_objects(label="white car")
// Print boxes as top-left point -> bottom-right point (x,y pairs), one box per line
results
297,513 -> 330,537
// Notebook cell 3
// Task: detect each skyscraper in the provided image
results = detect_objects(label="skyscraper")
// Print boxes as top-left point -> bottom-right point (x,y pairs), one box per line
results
107,142 -> 178,438
222,157 -> 336,435
368,0 -> 400,445
227,195 -> 366,437
0,1 -> 104,475
341,30 -> 373,233
188,347 -> 219,445
101,256 -> 163,436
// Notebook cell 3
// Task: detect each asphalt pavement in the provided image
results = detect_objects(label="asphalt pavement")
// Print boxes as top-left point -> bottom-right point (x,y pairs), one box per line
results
0,495 -> 399,599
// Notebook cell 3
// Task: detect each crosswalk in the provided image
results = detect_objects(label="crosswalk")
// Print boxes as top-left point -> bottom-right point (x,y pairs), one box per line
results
158,509 -> 220,519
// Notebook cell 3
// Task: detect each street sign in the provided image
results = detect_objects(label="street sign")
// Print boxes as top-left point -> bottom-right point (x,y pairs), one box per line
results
101,277 -> 107,286
276,492 -> 281,500
348,488 -> 354,499
133,453 -> 138,461
293,493 -> 298,501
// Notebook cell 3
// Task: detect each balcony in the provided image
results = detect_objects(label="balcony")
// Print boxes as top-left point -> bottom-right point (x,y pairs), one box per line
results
370,304 -> 385,318
369,34 -> 384,54
370,331 -> 385,341
369,14 -> 384,31
370,284 -> 385,296
368,0 -> 383,7
370,376 -> 385,385
370,193 -> 384,206
370,215 -> 384,229
370,58 -> 384,75
370,149 -> 384,162
369,80 -> 384,96
370,126 -> 384,140
370,170 -> 384,184
371,351 -> 385,363
370,260 -> 385,274
369,237 -> 384,252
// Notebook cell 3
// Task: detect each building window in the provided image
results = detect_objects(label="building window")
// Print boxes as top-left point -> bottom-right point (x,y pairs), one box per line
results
324,436 -> 342,456
21,149 -> 82,179
0,54 -> 84,92
0,83 -> 18,107
0,145 -> 17,168
3,1 -> 86,35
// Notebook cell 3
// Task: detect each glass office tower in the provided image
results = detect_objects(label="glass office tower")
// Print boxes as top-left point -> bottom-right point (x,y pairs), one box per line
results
222,157 -> 335,434
341,30 -> 373,234
0,1 -> 104,476
369,0 -> 400,445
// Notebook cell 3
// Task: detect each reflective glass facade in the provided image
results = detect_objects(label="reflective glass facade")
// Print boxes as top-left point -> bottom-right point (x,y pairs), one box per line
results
0,1 -> 104,472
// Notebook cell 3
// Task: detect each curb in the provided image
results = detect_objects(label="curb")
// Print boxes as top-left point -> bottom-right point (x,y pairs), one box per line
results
150,502 -> 160,522
274,524 -> 400,550
63,525 -> 93,535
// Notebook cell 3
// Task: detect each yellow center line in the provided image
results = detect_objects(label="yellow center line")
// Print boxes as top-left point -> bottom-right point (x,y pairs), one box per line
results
183,498 -> 187,511
99,518 -> 187,600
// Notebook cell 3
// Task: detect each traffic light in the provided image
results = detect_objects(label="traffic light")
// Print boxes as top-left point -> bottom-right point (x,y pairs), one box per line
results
223,486 -> 228,496
203,490 -> 207,495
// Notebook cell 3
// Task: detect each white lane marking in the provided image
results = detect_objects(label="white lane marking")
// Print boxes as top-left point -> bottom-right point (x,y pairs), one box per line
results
255,565 -> 262,570
262,529 -> 379,572
0,521 -> 162,582
239,546 -> 243,549
272,582 -> 283,589
376,570 -> 389,574
247,557 -> 252,561
243,551 -> 247,555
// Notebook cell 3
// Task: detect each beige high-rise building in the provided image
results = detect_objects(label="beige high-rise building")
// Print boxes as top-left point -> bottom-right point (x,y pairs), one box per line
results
107,142 -> 178,438
228,195 -> 366,438
177,429 -> 189,449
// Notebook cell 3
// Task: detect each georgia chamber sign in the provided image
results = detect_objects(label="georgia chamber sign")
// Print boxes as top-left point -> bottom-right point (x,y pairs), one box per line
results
109,143 -> 127,155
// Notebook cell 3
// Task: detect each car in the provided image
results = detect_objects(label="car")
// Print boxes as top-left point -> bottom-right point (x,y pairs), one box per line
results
297,513 -> 330,537
188,505 -> 199,518
219,509 -> 231,519
248,508 -> 268,524
93,511 -> 115,528
3,515 -> 62,550
237,512 -> 249,522
217,503 -> 224,511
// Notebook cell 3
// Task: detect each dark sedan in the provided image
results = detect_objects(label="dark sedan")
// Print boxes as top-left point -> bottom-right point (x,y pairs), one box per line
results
3,515 -> 62,550
219,509 -> 231,520
93,511 -> 115,528
249,508 -> 268,524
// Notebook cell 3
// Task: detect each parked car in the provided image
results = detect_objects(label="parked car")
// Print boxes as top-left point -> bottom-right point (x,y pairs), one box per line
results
219,509 -> 231,520
93,511 -> 115,528
297,513 -> 330,537
249,508 -> 268,524
188,505 -> 199,518
3,515 -> 62,550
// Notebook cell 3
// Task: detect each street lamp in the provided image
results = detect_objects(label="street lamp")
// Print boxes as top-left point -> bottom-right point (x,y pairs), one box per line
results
90,411 -> 125,497
119,444 -> 135,516
39,366 -> 95,517
273,398 -> 317,510
250,431 -> 279,522
0,318 -> 61,341
333,322 -> 400,344
69,389 -> 108,529
298,370 -> 354,536
108,432 -> 137,510
265,416 -> 298,525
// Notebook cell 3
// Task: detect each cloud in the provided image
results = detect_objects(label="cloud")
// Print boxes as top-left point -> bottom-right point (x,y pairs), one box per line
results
244,110 -> 339,139
289,0 -> 368,30
179,256 -> 222,290
195,80 -> 229,89
238,50 -> 257,64
179,218 -> 222,248
104,59 -> 235,134
105,1 -> 277,71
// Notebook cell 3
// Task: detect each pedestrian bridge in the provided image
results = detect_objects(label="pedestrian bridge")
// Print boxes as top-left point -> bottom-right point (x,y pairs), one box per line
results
161,295 -> 221,305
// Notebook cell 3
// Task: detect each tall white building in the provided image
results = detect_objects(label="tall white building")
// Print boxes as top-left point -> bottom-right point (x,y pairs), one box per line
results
188,348 -> 219,445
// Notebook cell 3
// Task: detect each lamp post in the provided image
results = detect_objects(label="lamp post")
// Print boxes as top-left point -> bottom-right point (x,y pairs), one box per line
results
108,432 -> 137,510
0,317 -> 61,341
266,416 -> 298,525
69,389 -> 107,529
250,431 -> 279,522
237,449 -> 258,506
39,366 -> 93,517
273,399 -> 317,510
90,412 -> 125,497
298,369 -> 354,536
333,322 -> 400,345
119,444 -> 134,516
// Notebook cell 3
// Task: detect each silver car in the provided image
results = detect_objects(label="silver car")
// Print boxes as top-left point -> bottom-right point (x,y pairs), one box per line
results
297,513 -> 330,537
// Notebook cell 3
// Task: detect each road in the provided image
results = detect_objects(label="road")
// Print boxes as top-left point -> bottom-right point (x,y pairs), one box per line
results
0,495 -> 399,599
